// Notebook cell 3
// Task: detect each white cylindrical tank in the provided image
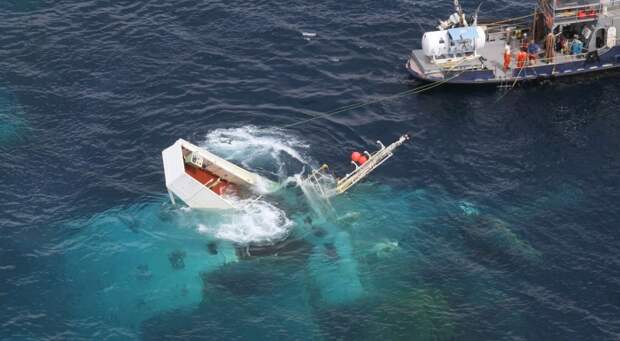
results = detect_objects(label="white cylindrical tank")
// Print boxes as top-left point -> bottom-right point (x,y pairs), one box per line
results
422,30 -> 450,57
474,26 -> 487,49
422,26 -> 487,58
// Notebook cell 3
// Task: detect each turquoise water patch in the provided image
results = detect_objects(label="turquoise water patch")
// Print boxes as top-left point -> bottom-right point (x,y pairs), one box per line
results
312,286 -> 457,341
306,229 -> 364,306
61,182 -> 440,335
0,88 -> 26,145
59,127 -> 573,338
63,202 -> 239,336
60,179 -> 552,339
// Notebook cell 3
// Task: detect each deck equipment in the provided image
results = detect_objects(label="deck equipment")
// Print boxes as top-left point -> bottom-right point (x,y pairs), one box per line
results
406,0 -> 620,85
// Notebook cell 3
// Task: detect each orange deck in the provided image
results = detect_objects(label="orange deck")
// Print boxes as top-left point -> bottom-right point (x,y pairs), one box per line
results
184,164 -> 234,196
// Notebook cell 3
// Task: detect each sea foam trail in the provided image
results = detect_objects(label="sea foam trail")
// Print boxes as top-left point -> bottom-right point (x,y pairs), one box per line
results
202,125 -> 310,178
196,198 -> 293,245
196,126 -> 317,244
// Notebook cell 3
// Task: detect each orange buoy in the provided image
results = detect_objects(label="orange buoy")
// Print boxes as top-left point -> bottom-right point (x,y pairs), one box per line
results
358,155 -> 368,165
351,151 -> 362,162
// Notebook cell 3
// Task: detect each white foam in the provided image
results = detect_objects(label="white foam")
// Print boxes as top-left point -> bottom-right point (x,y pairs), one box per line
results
195,125 -> 330,244
202,126 -> 310,176
196,198 -> 292,244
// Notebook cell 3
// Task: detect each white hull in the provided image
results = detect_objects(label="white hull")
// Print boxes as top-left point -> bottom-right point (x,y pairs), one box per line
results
162,139 -> 272,209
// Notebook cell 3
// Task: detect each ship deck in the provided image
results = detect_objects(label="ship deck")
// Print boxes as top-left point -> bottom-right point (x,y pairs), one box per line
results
409,39 -> 618,82
409,39 -> 509,79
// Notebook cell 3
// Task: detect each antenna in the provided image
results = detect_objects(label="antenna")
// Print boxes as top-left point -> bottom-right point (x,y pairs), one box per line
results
454,0 -> 463,16
473,2 -> 484,26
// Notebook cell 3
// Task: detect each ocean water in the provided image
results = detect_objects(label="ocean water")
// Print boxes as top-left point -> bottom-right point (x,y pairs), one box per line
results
1,0 -> 620,340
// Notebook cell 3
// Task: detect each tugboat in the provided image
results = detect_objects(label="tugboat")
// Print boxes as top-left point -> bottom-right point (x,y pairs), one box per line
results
406,0 -> 620,85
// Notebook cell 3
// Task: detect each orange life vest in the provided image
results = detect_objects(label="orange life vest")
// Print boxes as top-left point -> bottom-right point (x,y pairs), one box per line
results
517,51 -> 527,68
503,51 -> 512,70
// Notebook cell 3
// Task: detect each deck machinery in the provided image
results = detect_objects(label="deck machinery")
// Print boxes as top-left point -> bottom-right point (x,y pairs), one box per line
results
406,0 -> 620,85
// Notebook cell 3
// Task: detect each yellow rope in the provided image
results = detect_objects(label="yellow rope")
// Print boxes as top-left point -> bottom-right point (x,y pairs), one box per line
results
483,13 -> 535,26
282,64 -> 468,129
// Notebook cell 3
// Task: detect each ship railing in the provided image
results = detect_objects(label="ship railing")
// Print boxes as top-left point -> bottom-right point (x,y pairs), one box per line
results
607,3 -> 620,11
552,0 -> 600,10
486,24 -> 531,37
506,47 -> 610,72
552,5 -> 601,24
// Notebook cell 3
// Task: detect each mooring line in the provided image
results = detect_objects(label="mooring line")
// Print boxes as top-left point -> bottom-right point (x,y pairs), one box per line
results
282,62 -> 468,129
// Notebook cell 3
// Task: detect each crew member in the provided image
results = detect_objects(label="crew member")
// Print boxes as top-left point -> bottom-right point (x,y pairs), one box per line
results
545,32 -> 556,63
520,33 -> 529,51
571,34 -> 584,55
503,45 -> 512,71
517,48 -> 528,68
527,39 -> 540,64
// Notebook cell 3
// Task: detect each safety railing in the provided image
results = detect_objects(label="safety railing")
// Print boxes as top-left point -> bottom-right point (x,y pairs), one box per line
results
509,47 -> 611,71
553,5 -> 601,23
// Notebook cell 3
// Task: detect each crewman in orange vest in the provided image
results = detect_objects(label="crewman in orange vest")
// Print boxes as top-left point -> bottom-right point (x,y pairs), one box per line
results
503,45 -> 512,71
516,48 -> 528,68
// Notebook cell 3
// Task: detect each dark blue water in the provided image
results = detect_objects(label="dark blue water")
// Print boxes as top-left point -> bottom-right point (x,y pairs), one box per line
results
2,0 -> 620,340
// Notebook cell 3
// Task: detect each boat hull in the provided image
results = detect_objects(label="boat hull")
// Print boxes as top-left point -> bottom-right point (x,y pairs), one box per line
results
406,46 -> 620,86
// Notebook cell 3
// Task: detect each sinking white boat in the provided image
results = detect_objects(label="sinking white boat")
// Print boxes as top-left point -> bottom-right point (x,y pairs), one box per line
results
162,139 -> 272,209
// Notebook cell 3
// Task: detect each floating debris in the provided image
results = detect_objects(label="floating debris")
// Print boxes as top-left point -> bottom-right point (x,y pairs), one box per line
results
370,240 -> 400,258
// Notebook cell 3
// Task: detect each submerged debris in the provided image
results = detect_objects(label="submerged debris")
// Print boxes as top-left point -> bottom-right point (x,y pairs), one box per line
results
312,226 -> 328,238
135,264 -> 153,280
206,241 -> 219,255
168,250 -> 186,270
458,209 -> 542,266
235,238 -> 312,260
118,215 -> 140,233
312,287 -> 455,341
323,243 -> 339,260
370,240 -> 400,258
